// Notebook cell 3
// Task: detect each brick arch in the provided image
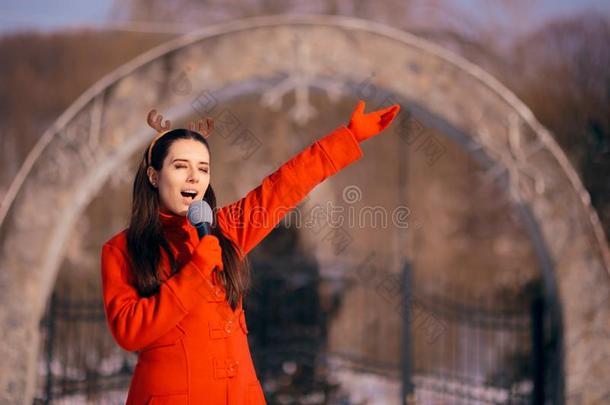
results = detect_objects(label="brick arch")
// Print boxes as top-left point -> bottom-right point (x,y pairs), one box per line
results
0,15 -> 608,403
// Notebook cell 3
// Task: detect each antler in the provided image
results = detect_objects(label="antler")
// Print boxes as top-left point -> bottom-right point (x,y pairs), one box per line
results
188,117 -> 214,138
147,109 -> 171,133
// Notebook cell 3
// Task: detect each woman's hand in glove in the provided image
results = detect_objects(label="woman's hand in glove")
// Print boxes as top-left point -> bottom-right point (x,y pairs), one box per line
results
347,100 -> 400,143
192,235 -> 224,275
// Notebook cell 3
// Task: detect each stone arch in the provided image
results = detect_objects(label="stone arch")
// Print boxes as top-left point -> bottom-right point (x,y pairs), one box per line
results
0,15 -> 608,403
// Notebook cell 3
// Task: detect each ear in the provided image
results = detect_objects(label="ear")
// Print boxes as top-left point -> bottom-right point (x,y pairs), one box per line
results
147,166 -> 159,187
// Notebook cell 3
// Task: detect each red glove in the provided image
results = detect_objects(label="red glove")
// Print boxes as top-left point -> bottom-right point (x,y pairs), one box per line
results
347,100 -> 400,143
191,235 -> 224,275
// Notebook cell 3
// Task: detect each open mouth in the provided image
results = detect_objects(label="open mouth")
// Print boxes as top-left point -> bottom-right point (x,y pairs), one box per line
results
180,190 -> 197,200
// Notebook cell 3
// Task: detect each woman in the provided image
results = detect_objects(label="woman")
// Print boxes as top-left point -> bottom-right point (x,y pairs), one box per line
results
100,100 -> 399,404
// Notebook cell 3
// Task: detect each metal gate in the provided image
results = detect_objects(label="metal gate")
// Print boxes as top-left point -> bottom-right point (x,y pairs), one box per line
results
34,287 -> 135,404
34,262 -> 560,404
401,262 -> 561,405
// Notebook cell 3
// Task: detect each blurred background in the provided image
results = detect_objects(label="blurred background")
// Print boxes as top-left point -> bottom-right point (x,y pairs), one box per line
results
0,1 -> 609,404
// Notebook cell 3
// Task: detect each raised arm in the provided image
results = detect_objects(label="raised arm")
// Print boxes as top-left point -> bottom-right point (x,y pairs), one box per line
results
216,100 -> 399,257
218,100 -> 400,255
216,125 -> 362,257
100,235 -> 223,352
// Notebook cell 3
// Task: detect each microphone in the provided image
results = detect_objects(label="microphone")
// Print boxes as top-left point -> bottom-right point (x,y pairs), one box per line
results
187,200 -> 214,239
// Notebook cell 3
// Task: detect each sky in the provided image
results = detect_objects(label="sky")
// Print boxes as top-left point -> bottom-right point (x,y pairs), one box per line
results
454,0 -> 610,33
0,0 -> 608,35
0,0 -> 113,33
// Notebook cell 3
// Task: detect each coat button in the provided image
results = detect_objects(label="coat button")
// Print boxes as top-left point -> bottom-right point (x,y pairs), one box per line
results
227,360 -> 239,376
225,320 -> 233,334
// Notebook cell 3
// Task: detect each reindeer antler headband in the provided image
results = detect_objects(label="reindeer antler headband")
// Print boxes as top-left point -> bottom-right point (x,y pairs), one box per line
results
146,109 -> 214,166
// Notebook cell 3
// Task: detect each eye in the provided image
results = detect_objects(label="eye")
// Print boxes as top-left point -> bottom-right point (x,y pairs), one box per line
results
199,168 -> 209,173
174,164 -> 186,169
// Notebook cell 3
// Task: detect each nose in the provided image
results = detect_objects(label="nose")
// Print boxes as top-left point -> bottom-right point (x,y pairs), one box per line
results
187,168 -> 199,183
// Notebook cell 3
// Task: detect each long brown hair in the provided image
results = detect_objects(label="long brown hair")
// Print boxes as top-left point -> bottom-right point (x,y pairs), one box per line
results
126,128 -> 250,311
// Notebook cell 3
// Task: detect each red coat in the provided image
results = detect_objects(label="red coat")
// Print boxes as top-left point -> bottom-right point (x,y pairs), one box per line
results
100,126 -> 363,404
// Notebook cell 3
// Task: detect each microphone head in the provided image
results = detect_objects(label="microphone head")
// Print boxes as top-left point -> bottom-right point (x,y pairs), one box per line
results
187,200 -> 214,227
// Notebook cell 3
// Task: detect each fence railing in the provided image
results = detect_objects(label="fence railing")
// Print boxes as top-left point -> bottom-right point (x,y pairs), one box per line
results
34,256 -> 549,404
34,290 -> 136,404
403,262 -> 544,405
